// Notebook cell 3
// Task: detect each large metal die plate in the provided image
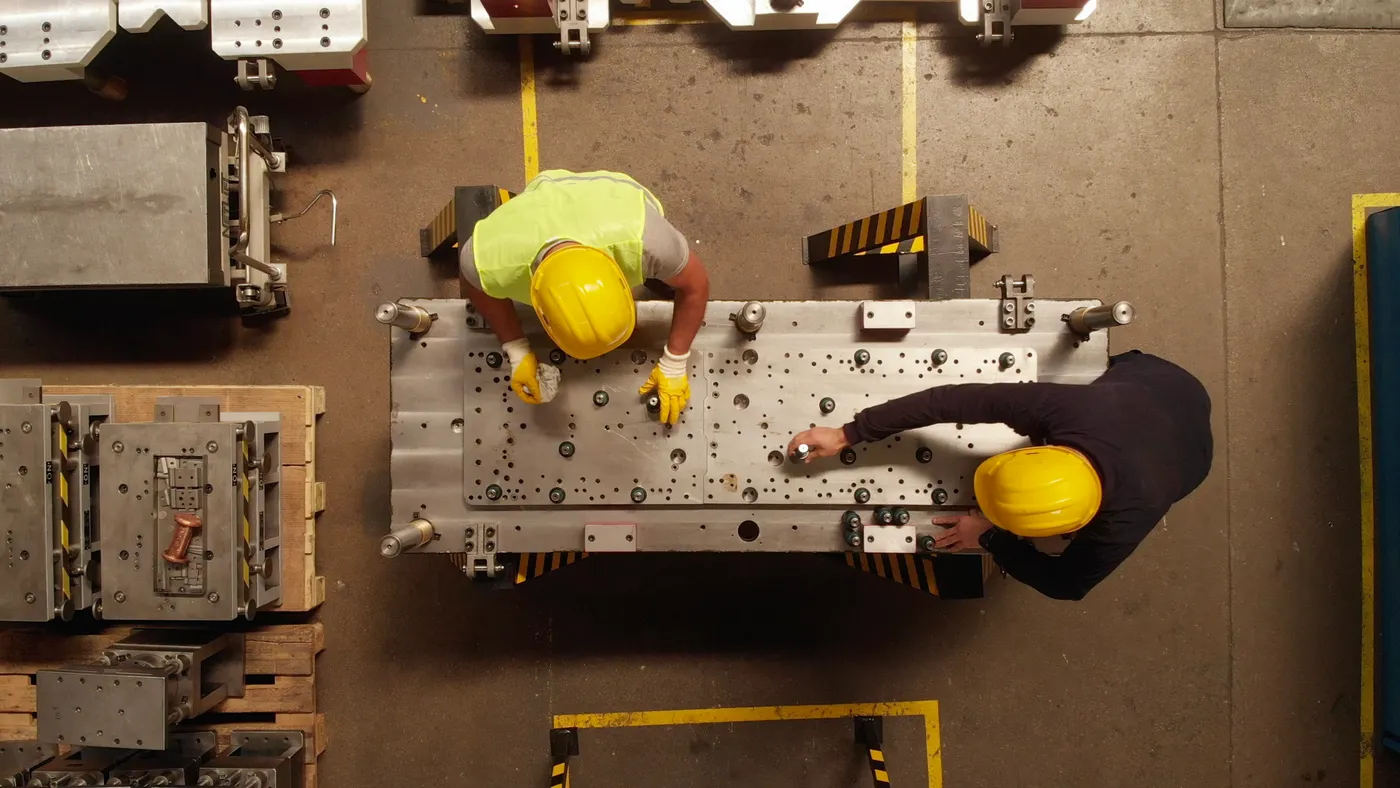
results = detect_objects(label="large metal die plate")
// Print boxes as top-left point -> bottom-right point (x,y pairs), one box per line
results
98,418 -> 278,621
0,1 -> 116,83
390,299 -> 1110,554
210,1 -> 368,69
36,665 -> 172,750
0,382 -> 55,622
0,122 -> 224,290
0,741 -> 56,788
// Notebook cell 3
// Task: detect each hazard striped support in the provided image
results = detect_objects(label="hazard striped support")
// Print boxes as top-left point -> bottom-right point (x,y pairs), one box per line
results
240,440 -> 252,587
548,728 -> 578,788
54,417 -> 71,601
515,551 -> 587,584
418,186 -> 516,258
968,204 -> 994,254
854,716 -> 889,787
842,551 -> 993,599
804,198 -> 927,266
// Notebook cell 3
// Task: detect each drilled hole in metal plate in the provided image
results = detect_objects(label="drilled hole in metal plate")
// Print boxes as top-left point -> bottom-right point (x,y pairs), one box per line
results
738,520 -> 760,541
741,487 -> 758,503
670,449 -> 686,465
733,394 -> 749,409
767,451 -> 784,466
630,349 -> 647,365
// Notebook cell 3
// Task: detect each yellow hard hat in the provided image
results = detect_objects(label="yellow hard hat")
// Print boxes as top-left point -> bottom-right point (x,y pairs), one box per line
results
974,445 -> 1102,537
529,244 -> 636,360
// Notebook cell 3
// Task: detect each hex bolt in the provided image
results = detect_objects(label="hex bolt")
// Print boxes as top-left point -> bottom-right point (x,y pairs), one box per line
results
931,349 -> 948,366
113,591 -> 126,603
630,487 -> 647,504
558,441 -> 575,458
853,349 -> 871,366
548,348 -> 566,365
874,507 -> 893,525
916,447 -> 933,463
840,447 -> 857,465
645,395 -> 661,414
1003,301 -> 1015,313
819,397 -> 836,415
932,488 -> 949,505
1003,315 -> 1015,328
549,487 -> 566,504
845,531 -> 862,547
854,487 -> 871,504
919,535 -> 936,552
841,510 -> 861,530
893,508 -> 911,525
593,390 -> 609,407
999,352 -> 1016,370
485,484 -> 503,501
485,352 -> 504,369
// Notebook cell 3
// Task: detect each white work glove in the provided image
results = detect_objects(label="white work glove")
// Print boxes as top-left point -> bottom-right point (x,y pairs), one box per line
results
503,339 -> 560,404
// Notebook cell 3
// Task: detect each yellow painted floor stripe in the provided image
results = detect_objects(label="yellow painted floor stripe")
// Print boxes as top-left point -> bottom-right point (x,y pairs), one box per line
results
900,14 -> 918,203
555,700 -> 938,729
519,36 -> 540,183
1353,192 -> 1400,788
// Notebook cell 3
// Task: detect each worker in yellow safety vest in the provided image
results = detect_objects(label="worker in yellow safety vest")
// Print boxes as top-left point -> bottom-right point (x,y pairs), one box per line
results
458,170 -> 711,426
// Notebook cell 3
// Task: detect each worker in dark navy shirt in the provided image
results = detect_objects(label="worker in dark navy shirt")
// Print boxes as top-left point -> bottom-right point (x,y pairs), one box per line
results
787,351 -> 1213,600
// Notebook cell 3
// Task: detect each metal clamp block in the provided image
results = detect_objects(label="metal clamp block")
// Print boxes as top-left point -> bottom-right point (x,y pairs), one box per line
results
995,274 -> 1035,332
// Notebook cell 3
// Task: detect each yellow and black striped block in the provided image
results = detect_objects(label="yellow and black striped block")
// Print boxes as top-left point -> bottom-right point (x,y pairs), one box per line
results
515,551 -> 588,584
968,204 -> 994,254
804,198 -> 927,265
54,418 -> 71,601
548,759 -> 569,788
842,551 -> 992,599
418,186 -> 515,258
866,746 -> 891,788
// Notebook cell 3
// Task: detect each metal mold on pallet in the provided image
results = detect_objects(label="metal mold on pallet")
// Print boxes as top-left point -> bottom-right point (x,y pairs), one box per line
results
98,399 -> 282,622
384,299 -> 1111,580
1,729 -> 303,788
0,380 -> 113,623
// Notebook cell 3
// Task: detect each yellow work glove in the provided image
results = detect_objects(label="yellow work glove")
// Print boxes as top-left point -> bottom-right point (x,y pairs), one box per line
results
638,346 -> 691,426
504,339 -> 544,404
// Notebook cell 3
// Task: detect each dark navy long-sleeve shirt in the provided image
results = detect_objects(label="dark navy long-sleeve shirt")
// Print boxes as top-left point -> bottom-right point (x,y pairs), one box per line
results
841,351 -> 1213,600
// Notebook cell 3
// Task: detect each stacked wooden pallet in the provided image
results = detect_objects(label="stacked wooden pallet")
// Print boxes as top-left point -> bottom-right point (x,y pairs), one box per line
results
0,623 -> 326,788
43,384 -> 327,611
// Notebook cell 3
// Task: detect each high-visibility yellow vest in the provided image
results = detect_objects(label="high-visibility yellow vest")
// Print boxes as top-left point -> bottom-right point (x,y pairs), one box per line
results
473,170 -> 662,303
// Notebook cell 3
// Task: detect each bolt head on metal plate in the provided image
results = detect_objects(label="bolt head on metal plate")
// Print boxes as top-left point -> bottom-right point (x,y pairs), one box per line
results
645,395 -> 661,413
630,487 -> 647,504
854,487 -> 870,504
932,488 -> 949,505
841,510 -> 860,530
593,391 -> 609,407
486,352 -> 503,369
893,508 -> 911,525
845,531 -> 862,547
485,484 -> 503,501
558,441 -> 575,458
853,349 -> 871,366
840,448 -> 857,465
548,349 -> 567,365
874,507 -> 893,525
931,349 -> 948,366
999,352 -> 1015,370
916,447 -> 933,463
919,535 -> 936,552
819,397 -> 836,415
549,487 -> 566,504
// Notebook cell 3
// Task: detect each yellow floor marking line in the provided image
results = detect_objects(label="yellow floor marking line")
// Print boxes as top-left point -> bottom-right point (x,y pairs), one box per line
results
554,701 -> 941,787
900,12 -> 918,203
1353,192 -> 1400,788
519,36 -> 540,183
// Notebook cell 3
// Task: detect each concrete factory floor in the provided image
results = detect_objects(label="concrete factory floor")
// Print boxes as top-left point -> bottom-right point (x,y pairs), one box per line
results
2,2 -> 1398,786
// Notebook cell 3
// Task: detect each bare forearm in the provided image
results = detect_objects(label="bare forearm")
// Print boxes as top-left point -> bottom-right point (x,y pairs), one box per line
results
666,252 -> 709,354
460,276 -> 525,344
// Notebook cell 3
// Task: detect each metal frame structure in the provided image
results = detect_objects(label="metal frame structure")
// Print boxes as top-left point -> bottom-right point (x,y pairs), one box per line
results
456,0 -> 1094,56
36,631 -> 246,751
0,380 -> 112,623
383,298 -> 1114,586
3,730 -> 301,788
97,399 -> 283,622
0,108 -> 336,317
0,1 -> 370,91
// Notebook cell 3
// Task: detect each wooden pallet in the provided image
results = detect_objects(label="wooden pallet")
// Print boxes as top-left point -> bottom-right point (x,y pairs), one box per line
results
43,384 -> 327,612
0,623 -> 325,788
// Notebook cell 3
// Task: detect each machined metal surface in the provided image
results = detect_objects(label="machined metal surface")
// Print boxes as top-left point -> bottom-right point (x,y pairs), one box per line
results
860,300 -> 916,330
109,731 -> 218,786
99,401 -> 281,621
29,747 -> 134,787
0,742 -> 55,788
120,1 -> 209,32
0,1 -> 115,82
389,299 -> 1108,567
36,632 -> 244,751
0,122 -> 223,289
0,381 -> 112,623
210,1 -> 368,71
1066,300 -> 1135,335
201,730 -> 306,783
